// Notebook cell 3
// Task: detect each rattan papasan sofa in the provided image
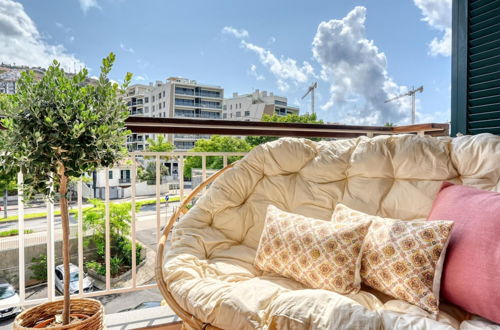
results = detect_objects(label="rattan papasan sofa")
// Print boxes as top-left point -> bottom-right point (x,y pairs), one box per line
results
156,134 -> 500,330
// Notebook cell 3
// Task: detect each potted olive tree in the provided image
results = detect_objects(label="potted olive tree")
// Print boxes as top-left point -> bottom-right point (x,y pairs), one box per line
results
1,53 -> 131,328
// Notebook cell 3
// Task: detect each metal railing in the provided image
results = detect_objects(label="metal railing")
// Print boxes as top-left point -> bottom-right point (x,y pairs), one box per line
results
0,119 -> 450,312
0,151 -> 246,310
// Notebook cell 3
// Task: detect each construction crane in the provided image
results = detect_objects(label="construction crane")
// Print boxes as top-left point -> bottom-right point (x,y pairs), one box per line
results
384,86 -> 423,125
302,82 -> 318,114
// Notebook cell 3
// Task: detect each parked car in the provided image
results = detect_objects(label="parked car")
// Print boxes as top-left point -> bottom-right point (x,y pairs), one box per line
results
55,264 -> 94,294
0,279 -> 21,320
118,301 -> 161,313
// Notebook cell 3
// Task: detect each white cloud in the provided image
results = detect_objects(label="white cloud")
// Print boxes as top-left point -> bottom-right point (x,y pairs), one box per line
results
221,26 -> 249,39
413,0 -> 452,56
69,36 -> 75,42
312,6 -> 410,125
120,42 -> 134,53
135,75 -> 145,82
0,0 -> 84,71
249,64 -> 265,81
277,80 -> 290,92
267,36 -> 276,44
55,22 -> 72,33
241,40 -> 314,86
79,0 -> 100,13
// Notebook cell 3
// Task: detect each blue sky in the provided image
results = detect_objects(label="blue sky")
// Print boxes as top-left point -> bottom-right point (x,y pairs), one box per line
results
1,0 -> 452,125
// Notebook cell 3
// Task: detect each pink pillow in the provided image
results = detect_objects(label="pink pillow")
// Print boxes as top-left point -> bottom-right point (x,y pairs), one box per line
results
427,182 -> 500,324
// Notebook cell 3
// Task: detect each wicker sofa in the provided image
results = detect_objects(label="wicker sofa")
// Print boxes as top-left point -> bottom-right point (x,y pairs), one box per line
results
157,134 -> 500,330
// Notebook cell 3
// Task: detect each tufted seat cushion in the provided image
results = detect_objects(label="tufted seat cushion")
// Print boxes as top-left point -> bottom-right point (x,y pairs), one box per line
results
164,134 -> 500,329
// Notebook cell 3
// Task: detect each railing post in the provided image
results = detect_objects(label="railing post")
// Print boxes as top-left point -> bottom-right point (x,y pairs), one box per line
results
155,155 -> 161,244
131,155 -> 137,288
104,168 -> 111,291
46,182 -> 55,301
77,179 -> 84,297
202,155 -> 207,191
223,155 -> 228,168
179,156 -> 184,202
17,171 -> 25,303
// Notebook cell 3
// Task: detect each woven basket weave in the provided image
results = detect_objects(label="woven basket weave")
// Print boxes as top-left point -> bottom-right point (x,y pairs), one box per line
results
13,298 -> 103,329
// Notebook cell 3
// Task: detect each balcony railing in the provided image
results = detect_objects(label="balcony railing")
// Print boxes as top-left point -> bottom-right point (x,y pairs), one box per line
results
0,118 -> 449,327
127,100 -> 144,106
0,151 -> 246,313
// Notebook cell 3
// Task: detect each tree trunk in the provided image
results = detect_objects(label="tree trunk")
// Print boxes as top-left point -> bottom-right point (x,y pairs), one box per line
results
58,164 -> 71,325
3,189 -> 7,219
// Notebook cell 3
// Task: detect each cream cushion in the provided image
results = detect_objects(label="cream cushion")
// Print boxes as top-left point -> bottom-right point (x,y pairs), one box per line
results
254,205 -> 371,294
164,134 -> 500,329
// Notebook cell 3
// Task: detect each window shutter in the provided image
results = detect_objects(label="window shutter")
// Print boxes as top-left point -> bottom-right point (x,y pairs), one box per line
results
452,0 -> 500,135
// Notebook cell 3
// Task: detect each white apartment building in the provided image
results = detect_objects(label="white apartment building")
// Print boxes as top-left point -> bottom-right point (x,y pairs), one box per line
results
222,90 -> 299,121
125,77 -> 224,151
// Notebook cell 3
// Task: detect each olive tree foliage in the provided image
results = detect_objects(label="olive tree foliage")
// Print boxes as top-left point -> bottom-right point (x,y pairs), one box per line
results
0,54 -> 131,199
0,53 -> 131,324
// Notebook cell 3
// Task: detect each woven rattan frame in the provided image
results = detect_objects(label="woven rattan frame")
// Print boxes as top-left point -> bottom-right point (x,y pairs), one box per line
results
156,163 -> 236,330
13,298 -> 103,329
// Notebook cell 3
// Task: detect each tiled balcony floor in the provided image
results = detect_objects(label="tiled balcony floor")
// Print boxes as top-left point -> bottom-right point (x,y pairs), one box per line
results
105,305 -> 181,329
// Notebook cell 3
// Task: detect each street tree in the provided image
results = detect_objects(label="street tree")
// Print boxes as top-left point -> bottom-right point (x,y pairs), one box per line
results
245,112 -> 323,147
184,135 -> 251,179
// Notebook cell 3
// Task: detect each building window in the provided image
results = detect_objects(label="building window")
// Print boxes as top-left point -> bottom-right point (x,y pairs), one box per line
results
244,111 -> 250,117
108,170 -> 113,179
152,105 -> 155,111
163,101 -> 165,108
223,105 -> 227,110
236,111 -> 241,117
158,93 -> 161,99
230,104 -> 232,110
175,98 -> 195,106
239,103 -> 241,109
159,103 -> 162,109
163,91 -> 165,97
152,96 -> 155,102
145,106 -> 149,113
145,97 -> 149,103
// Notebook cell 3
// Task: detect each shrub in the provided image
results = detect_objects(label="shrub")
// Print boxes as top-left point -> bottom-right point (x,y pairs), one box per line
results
29,254 -> 47,281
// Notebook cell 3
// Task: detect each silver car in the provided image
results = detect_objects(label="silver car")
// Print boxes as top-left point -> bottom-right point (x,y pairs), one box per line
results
55,264 -> 94,294
0,279 -> 21,319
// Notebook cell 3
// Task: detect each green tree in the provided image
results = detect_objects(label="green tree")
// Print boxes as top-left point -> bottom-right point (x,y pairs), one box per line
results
245,112 -> 323,146
0,53 -> 131,324
137,161 -> 170,184
384,122 -> 394,127
82,199 -> 142,276
184,136 -> 251,179
0,96 -> 16,218
145,135 -> 174,153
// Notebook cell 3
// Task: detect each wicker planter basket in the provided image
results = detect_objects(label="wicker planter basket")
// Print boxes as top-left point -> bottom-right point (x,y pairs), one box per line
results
13,298 -> 103,329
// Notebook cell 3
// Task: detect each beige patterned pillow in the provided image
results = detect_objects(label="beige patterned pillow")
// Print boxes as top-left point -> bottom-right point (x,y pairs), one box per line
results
254,205 -> 371,294
331,203 -> 454,316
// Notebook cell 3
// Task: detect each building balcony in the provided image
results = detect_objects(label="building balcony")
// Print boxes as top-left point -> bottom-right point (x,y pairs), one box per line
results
0,118 -> 449,329
127,100 -> 144,106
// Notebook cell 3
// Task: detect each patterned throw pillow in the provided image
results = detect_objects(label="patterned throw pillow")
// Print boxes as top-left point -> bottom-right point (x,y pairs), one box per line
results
254,205 -> 371,294
331,204 -> 454,316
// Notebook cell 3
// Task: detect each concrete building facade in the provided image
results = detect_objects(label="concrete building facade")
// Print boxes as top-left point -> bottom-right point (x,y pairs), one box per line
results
222,90 -> 299,121
125,77 -> 224,151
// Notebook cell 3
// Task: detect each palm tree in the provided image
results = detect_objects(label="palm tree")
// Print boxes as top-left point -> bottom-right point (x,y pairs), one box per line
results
146,135 -> 174,152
